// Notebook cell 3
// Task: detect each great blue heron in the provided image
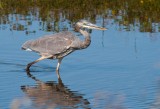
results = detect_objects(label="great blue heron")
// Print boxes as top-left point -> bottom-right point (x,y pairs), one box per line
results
22,20 -> 106,78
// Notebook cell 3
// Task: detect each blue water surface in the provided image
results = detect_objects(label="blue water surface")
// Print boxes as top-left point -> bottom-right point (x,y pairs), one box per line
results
0,14 -> 160,109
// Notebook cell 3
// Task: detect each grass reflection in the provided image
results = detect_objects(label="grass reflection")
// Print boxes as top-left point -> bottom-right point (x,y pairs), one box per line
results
0,0 -> 160,32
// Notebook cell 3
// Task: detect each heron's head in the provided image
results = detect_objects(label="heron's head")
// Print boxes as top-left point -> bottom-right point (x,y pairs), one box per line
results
76,20 -> 107,30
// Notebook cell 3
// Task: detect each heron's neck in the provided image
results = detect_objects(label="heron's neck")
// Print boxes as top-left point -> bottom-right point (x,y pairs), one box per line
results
79,29 -> 91,49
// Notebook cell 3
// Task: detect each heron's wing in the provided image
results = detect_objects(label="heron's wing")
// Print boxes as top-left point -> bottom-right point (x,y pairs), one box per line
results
22,31 -> 78,55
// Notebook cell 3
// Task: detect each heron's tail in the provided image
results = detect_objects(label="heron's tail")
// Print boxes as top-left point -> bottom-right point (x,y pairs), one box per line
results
21,40 -> 33,51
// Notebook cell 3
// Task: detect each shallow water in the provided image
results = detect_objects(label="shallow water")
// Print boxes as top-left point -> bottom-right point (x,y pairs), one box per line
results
1,1 -> 160,109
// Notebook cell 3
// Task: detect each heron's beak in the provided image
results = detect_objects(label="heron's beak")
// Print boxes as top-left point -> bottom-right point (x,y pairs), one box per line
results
84,23 -> 107,30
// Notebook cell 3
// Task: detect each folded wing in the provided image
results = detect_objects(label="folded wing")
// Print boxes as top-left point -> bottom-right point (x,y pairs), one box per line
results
22,31 -> 78,56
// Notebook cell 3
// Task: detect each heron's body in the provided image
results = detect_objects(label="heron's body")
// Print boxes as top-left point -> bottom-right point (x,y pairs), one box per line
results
22,20 -> 106,78
22,31 -> 90,59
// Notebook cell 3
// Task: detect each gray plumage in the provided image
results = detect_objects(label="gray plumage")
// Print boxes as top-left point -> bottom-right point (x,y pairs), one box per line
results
22,20 -> 106,79
22,31 -> 89,58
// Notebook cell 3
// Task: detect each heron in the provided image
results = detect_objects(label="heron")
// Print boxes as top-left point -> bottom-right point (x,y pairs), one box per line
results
22,20 -> 107,78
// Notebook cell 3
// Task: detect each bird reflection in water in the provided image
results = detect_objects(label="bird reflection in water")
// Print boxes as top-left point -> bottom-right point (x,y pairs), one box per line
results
20,70 -> 91,109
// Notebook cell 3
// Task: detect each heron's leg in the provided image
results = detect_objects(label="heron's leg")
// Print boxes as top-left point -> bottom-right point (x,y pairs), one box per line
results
26,56 -> 50,71
56,58 -> 63,71
56,58 -> 63,79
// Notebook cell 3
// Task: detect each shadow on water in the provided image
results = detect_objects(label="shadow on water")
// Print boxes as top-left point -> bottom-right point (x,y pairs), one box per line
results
15,70 -> 91,109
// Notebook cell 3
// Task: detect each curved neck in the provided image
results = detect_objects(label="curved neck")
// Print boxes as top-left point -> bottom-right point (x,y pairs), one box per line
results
78,29 -> 91,49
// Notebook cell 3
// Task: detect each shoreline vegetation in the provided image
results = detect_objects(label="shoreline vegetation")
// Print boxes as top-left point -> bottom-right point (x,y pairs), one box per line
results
0,0 -> 160,32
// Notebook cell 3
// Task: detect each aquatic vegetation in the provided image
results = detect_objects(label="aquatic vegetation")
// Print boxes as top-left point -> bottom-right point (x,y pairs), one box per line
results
0,0 -> 160,32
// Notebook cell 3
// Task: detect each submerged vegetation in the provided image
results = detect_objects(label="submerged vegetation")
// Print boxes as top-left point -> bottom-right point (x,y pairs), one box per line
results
0,0 -> 160,32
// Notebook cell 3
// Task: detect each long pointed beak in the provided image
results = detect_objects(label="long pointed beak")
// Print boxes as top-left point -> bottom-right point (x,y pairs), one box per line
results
85,23 -> 107,30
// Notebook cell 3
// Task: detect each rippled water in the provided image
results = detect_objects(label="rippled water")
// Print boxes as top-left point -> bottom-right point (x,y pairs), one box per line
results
0,6 -> 160,109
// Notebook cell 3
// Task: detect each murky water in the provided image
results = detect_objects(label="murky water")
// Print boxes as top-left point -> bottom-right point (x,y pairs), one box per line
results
0,1 -> 160,109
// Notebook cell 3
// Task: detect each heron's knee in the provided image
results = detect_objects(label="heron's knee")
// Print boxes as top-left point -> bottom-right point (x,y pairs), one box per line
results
26,63 -> 32,71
